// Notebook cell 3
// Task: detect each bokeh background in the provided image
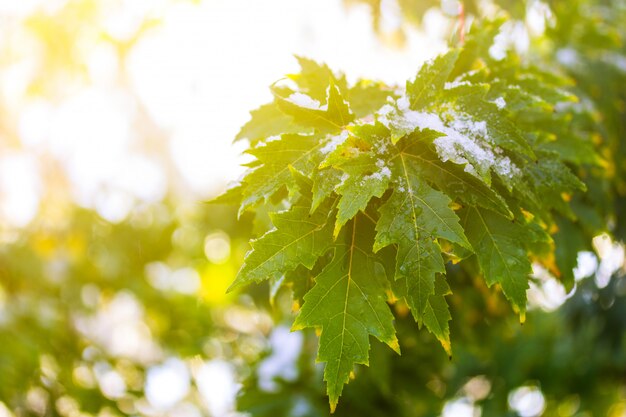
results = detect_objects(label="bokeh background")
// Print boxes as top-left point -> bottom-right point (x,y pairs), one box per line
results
1,0 -> 625,416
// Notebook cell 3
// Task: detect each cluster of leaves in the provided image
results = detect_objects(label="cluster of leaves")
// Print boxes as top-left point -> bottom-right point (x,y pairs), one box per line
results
239,271 -> 626,417
545,0 -> 626,251
218,20 -> 597,409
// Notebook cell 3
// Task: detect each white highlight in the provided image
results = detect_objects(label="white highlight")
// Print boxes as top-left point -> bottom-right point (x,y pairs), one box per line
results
573,251 -> 598,281
556,48 -> 580,67
508,385 -> 546,417
444,79 -> 471,89
257,326 -> 304,392
145,358 -> 191,410
74,291 -> 162,363
0,153 -> 41,227
204,231 -> 231,264
145,262 -> 201,295
593,234 -> 625,288
196,360 -> 240,417
442,398 -> 480,417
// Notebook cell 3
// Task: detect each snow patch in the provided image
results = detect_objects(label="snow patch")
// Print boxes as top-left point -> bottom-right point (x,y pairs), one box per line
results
286,92 -> 322,110
372,159 -> 392,180
256,135 -> 281,148
397,96 -> 410,111
337,172 -> 350,188
376,96 -> 521,180
444,80 -> 472,89
377,104 -> 395,128
320,130 -> 348,155
493,97 -> 507,109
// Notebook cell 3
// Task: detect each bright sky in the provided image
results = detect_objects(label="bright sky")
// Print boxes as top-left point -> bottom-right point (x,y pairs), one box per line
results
0,0 -> 448,227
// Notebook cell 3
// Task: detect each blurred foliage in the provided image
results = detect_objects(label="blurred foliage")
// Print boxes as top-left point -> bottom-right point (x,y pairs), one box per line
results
0,201 -> 265,415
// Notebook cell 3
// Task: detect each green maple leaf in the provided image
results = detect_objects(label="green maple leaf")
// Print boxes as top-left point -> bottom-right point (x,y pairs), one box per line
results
231,181 -> 335,291
398,130 -> 512,218
538,132 -> 602,166
290,56 -> 348,101
407,49 -> 460,110
422,274 -> 453,356
317,124 -> 394,236
375,154 -> 472,252
461,206 -> 531,320
311,166 -> 344,214
332,153 -> 391,237
456,95 -> 535,158
273,79 -> 354,133
372,153 -> 469,350
241,133 -> 322,211
388,235 -> 445,325
525,153 -> 586,217
348,79 -> 394,117
293,216 -> 399,412
235,102 -> 307,145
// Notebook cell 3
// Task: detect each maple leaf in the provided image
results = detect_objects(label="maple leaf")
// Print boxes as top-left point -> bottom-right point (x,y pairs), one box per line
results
373,152 -> 469,351
455,95 -> 535,159
317,123 -> 394,236
235,102 -> 307,145
240,133 -> 322,212
293,216 -> 399,412
273,79 -> 354,133
460,206 -> 532,320
422,274 -> 453,356
397,130 -> 512,218
231,177 -> 336,291
407,49 -> 460,110
290,55 -> 349,101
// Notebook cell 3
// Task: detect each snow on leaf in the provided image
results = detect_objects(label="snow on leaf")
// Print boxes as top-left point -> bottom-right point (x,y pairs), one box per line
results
380,98 -> 522,185
493,97 -> 507,109
333,153 -> 391,237
273,80 -> 354,133
397,132 -> 512,218
287,92 -> 323,110
320,130 -> 349,155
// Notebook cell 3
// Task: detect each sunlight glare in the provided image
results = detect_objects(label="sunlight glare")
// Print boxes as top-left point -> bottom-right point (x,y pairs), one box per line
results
145,358 -> 191,410
0,152 -> 41,227
195,359 -> 240,417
